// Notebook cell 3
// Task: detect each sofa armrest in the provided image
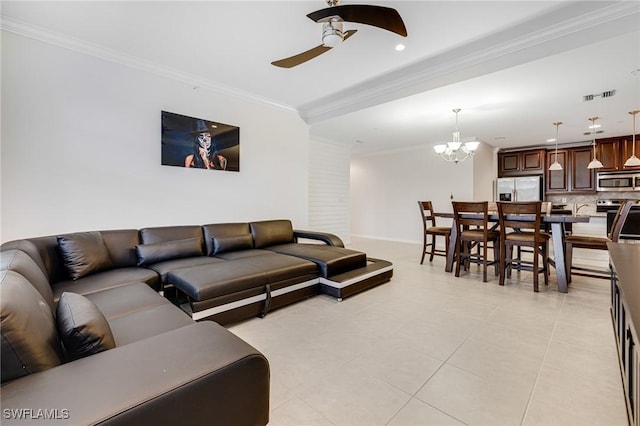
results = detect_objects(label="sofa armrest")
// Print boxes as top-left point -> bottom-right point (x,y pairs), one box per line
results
293,230 -> 344,247
1,322 -> 270,426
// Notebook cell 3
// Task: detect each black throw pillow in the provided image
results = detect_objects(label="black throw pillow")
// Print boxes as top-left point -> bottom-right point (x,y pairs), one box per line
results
135,237 -> 203,266
212,234 -> 254,255
57,232 -> 113,280
56,292 -> 115,360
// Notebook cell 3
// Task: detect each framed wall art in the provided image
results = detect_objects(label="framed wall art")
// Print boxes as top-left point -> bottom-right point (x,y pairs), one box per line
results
161,111 -> 240,172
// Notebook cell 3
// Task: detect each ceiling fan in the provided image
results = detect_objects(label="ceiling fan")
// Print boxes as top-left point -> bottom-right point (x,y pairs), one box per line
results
271,0 -> 407,69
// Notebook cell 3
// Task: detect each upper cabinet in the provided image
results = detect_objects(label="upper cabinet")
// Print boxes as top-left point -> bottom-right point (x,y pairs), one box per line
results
498,149 -> 546,176
595,134 -> 640,171
501,134 -> 639,194
546,149 -> 569,193
545,147 -> 596,194
621,135 -> 640,171
595,138 -> 621,171
570,146 -> 596,192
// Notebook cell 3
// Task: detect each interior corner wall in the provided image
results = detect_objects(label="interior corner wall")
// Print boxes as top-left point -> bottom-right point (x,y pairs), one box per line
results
350,145 -> 474,244
1,32 -> 310,242
472,142 -> 497,201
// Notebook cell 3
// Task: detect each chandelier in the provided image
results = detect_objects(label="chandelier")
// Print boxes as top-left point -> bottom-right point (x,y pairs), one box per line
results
433,109 -> 480,163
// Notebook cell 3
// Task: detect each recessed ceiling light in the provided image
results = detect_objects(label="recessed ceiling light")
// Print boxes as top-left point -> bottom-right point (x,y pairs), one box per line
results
547,138 -> 556,143
588,124 -> 602,129
395,44 -> 405,51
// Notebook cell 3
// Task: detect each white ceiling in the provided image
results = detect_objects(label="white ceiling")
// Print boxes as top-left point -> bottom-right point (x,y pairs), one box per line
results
2,1 -> 639,155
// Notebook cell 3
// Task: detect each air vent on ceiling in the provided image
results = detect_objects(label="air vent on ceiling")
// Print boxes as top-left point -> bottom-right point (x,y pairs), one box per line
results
583,90 -> 616,102
584,130 -> 605,136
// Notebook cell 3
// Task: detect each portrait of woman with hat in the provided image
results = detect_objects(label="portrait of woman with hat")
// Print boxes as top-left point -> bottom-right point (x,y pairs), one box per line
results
184,120 -> 228,170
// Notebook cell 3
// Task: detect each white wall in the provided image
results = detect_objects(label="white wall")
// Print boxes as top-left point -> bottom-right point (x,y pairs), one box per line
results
1,32 -> 310,242
350,145 -> 475,244
308,139 -> 351,243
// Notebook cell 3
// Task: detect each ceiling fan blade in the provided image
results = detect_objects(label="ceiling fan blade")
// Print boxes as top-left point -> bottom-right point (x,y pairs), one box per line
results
307,4 -> 407,37
271,29 -> 357,68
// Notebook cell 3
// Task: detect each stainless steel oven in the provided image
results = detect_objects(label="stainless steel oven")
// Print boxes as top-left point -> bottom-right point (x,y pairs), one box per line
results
606,205 -> 640,239
596,172 -> 640,192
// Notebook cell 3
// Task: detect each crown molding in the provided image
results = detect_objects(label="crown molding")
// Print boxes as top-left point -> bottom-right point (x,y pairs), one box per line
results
0,16 -> 298,114
299,1 -> 640,125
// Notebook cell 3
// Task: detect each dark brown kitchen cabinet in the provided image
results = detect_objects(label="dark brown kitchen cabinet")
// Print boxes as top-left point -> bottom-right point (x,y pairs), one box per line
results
622,135 -> 640,171
498,149 -> 546,176
571,147 -> 596,192
596,138 -> 622,171
546,149 -> 569,193
594,134 -> 640,171
545,147 -> 595,194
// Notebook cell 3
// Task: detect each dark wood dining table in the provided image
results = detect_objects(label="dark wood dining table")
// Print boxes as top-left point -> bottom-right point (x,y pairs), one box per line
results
434,212 -> 590,293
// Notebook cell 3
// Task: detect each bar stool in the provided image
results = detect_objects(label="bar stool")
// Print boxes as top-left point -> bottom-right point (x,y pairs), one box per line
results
497,201 -> 549,292
452,201 -> 500,282
417,201 -> 451,264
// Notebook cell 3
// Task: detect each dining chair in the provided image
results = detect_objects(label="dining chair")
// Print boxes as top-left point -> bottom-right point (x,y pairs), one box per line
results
564,200 -> 634,282
417,201 -> 452,263
497,201 -> 550,292
516,201 -> 552,261
451,201 -> 500,282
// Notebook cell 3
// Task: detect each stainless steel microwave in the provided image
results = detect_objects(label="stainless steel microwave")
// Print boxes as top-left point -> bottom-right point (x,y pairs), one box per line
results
596,172 -> 640,192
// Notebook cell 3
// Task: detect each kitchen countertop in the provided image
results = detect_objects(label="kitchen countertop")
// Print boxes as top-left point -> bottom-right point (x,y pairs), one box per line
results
550,209 -> 606,218
608,242 -> 640,333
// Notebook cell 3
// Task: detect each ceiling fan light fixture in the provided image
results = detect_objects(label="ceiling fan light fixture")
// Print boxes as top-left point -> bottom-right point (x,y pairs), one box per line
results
322,21 -> 344,47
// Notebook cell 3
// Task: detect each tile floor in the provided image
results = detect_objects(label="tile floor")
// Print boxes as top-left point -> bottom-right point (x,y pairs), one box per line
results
227,237 -> 628,426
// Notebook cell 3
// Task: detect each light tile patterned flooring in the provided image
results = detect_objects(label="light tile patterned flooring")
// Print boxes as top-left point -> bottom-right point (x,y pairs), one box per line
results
228,237 -> 628,426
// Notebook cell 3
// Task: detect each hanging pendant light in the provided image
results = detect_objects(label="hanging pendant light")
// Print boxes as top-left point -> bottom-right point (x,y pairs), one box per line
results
587,116 -> 604,169
624,110 -> 640,167
549,121 -> 563,171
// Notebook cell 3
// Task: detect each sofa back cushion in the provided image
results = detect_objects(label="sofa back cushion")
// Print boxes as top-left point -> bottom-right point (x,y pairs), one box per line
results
140,226 -> 204,247
135,238 -> 203,266
1,270 -> 62,384
100,229 -> 141,268
1,249 -> 55,312
56,292 -> 116,360
250,220 -> 294,249
1,239 -> 49,278
57,232 -> 114,280
14,236 -> 67,284
202,223 -> 253,255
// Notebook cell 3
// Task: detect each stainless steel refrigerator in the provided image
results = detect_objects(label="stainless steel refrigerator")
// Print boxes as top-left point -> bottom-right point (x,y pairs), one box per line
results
495,176 -> 543,202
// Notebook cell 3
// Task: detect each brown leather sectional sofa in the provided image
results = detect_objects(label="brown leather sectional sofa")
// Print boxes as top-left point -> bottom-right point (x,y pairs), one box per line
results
0,219 -> 392,425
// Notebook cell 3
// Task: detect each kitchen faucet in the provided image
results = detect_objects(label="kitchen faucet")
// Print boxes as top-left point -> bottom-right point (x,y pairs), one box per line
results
574,203 -> 589,215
